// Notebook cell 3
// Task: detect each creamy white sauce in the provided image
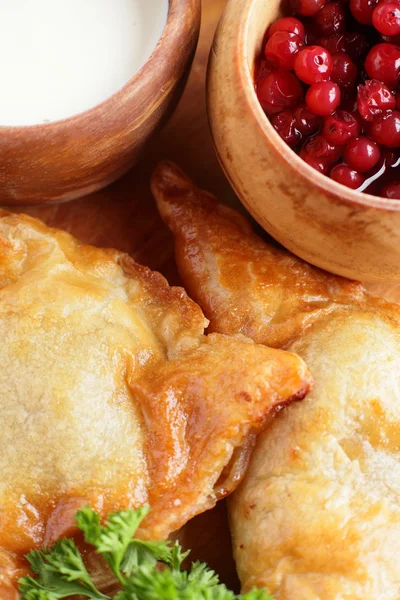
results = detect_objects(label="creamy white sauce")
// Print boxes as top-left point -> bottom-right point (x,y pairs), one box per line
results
0,0 -> 168,126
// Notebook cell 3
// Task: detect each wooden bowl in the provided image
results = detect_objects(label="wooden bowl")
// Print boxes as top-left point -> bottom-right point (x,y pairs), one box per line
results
1,0 -> 201,206
207,0 -> 400,283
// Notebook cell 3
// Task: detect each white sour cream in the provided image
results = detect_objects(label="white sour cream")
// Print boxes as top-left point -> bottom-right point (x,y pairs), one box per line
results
0,0 -> 168,126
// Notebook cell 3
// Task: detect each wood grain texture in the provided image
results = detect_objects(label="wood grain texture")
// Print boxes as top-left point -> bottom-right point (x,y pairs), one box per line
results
208,0 -> 400,283
0,0 -> 200,205
6,0 -> 400,588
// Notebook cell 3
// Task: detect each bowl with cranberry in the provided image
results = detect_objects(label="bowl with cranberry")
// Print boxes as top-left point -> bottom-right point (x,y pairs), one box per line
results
208,0 -> 400,281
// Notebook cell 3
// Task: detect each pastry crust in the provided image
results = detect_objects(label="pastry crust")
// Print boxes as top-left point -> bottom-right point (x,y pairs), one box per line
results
0,211 -> 311,597
153,161 -> 400,600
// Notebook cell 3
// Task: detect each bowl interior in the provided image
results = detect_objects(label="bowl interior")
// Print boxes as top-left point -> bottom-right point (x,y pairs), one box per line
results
0,0 -> 177,133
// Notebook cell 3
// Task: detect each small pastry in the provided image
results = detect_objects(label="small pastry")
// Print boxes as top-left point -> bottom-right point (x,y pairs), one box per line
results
153,161 -> 400,600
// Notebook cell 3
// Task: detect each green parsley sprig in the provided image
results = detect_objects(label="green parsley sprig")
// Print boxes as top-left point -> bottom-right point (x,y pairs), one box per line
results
19,505 -> 273,600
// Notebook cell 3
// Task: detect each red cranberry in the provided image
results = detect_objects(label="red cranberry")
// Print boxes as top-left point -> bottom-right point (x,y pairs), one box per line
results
331,53 -> 357,87
344,136 -> 381,171
365,43 -> 400,86
323,110 -> 361,144
318,33 -> 347,54
314,3 -> 346,36
381,0 -> 400,6
301,134 -> 342,166
382,148 -> 400,165
301,155 -> 329,173
306,81 -> 341,115
291,0 -> 327,17
293,104 -> 322,133
264,31 -> 304,70
257,71 -> 303,116
357,79 -> 396,120
373,3 -> 400,36
255,59 -> 275,84
343,32 -> 369,59
319,32 -> 369,59
268,17 -> 305,40
294,46 -> 333,83
271,110 -> 303,146
396,93 -> 400,108
380,180 -> 400,198
350,0 -> 379,24
369,110 -> 400,146
330,164 -> 365,188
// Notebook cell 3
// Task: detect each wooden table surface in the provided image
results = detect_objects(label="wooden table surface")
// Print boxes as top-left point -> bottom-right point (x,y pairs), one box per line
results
14,0 -> 400,587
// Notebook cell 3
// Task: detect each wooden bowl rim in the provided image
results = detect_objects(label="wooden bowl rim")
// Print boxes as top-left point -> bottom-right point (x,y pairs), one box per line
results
0,0 -> 198,134
227,0 -> 400,212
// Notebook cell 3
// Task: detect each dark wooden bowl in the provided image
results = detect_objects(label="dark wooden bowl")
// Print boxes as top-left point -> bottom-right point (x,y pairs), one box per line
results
207,0 -> 400,283
1,0 -> 201,206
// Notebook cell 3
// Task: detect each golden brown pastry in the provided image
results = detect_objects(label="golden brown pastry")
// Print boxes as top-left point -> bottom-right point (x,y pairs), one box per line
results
153,161 -> 400,600
0,210 -> 311,599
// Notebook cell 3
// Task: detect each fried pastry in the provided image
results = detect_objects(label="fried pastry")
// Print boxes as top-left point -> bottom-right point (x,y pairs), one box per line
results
0,211 -> 311,599
153,161 -> 400,600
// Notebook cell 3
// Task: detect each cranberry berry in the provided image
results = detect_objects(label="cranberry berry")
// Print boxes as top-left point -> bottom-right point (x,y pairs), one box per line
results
318,31 -> 368,58
291,0 -> 327,17
323,110 -> 361,145
255,59 -> 274,84
372,3 -> 400,36
318,33 -> 347,54
300,134 -> 342,168
382,149 -> 400,166
342,32 -> 369,59
344,136 -> 381,171
268,17 -> 305,40
271,110 -> 303,147
369,110 -> 400,147
293,104 -> 322,134
306,81 -> 341,115
380,181 -> 400,198
330,164 -> 365,188
350,0 -> 379,25
301,155 -> 329,173
357,79 -> 396,120
257,71 -> 303,116
331,53 -> 357,87
365,43 -> 400,86
314,2 -> 346,36
264,31 -> 304,70
294,46 -> 333,83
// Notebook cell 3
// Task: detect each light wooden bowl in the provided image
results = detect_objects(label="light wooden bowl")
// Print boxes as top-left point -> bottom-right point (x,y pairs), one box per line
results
207,0 -> 400,283
1,0 -> 201,206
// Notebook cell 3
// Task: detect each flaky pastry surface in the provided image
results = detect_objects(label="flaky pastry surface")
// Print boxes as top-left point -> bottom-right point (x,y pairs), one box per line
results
0,211 -> 311,599
153,162 -> 400,600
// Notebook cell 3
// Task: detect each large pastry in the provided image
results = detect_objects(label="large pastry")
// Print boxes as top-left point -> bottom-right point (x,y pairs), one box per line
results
153,161 -> 400,600
0,211 -> 311,598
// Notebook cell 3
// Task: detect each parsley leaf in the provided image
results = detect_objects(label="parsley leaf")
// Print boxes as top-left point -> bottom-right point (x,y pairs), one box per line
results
19,505 -> 274,600
121,538 -> 190,576
76,506 -> 149,584
19,539 -> 108,599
